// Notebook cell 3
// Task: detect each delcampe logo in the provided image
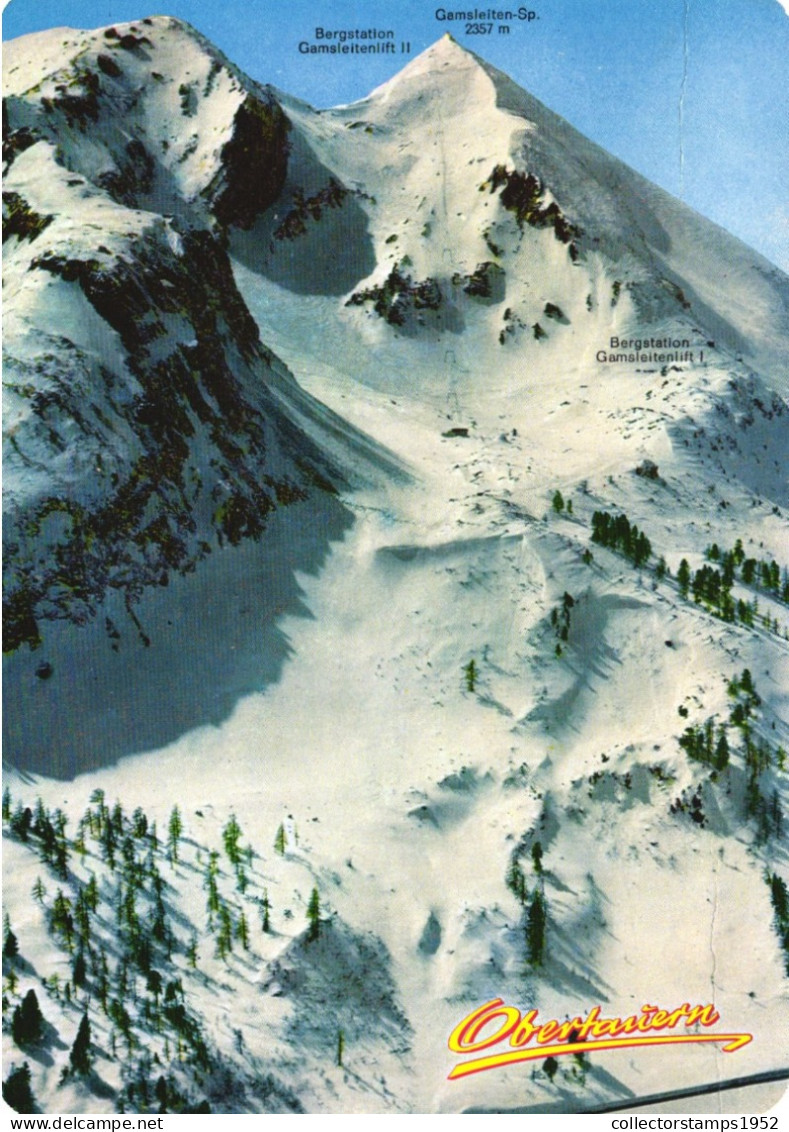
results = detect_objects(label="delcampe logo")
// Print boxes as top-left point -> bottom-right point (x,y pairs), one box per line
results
447,999 -> 752,1080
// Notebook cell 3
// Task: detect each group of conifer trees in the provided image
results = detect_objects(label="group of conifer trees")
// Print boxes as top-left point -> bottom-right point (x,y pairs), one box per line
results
586,509 -> 786,637
705,540 -> 789,604
675,543 -> 786,635
2,787 -> 326,1113
676,669 -> 784,843
590,510 -> 652,567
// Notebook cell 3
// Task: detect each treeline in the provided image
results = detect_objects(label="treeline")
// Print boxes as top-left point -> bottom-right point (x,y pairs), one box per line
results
584,511 -> 785,638
677,557 -> 784,633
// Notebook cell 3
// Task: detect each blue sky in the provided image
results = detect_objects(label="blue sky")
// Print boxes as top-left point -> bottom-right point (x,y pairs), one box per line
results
3,0 -> 788,269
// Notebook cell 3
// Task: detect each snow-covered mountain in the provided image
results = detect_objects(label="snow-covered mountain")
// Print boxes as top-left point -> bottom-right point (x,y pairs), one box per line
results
2,17 -> 414,772
3,18 -> 788,1115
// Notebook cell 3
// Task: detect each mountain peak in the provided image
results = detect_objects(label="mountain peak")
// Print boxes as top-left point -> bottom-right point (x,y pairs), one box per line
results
401,32 -> 482,69
364,34 -> 493,109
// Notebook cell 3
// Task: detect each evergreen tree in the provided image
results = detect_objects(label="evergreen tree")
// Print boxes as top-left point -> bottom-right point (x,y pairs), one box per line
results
121,834 -> 138,878
2,787 -> 12,822
633,530 -> 651,567
714,729 -> 730,771
109,999 -> 133,1056
12,990 -> 44,1046
217,903 -> 233,960
69,1012 -> 92,1075
205,851 -> 220,921
36,809 -> 56,867
89,788 -> 106,829
152,889 -> 169,947
527,890 -> 547,966
236,910 -> 249,951
551,490 -> 564,514
100,819 -> 116,869
10,804 -> 32,842
274,823 -> 286,855
337,1029 -> 345,1067
33,797 -> 48,838
53,833 -> 69,881
110,801 -> 124,836
154,1074 -> 168,1114
3,1063 -> 36,1113
85,873 -> 99,913
307,887 -> 321,942
72,950 -> 87,990
260,890 -> 271,933
543,1055 -> 559,1082
771,791 -> 784,838
50,890 -> 75,951
167,806 -> 183,864
74,888 -> 92,941
531,842 -> 544,874
147,969 -> 163,1011
73,820 -> 87,860
222,813 -> 243,868
769,873 -> 789,928
677,558 -> 691,597
186,935 -> 198,970
132,807 -> 148,839
3,923 -> 19,960
506,859 -> 528,905
463,658 -> 478,693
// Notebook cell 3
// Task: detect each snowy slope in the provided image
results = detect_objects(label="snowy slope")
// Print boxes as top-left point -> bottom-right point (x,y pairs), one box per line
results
3,22 -> 789,1116
2,17 -> 411,773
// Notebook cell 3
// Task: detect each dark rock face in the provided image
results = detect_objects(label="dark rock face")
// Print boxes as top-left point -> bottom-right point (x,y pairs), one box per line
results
1,21 -> 357,773
2,192 -> 54,243
4,224 -> 337,655
208,95 -> 291,229
635,459 -> 660,480
459,261 -> 506,302
347,264 -> 445,328
482,164 -> 581,256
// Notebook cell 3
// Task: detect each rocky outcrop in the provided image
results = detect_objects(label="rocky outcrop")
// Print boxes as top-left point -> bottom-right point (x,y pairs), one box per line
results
4,218 -> 337,654
207,93 -> 290,229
